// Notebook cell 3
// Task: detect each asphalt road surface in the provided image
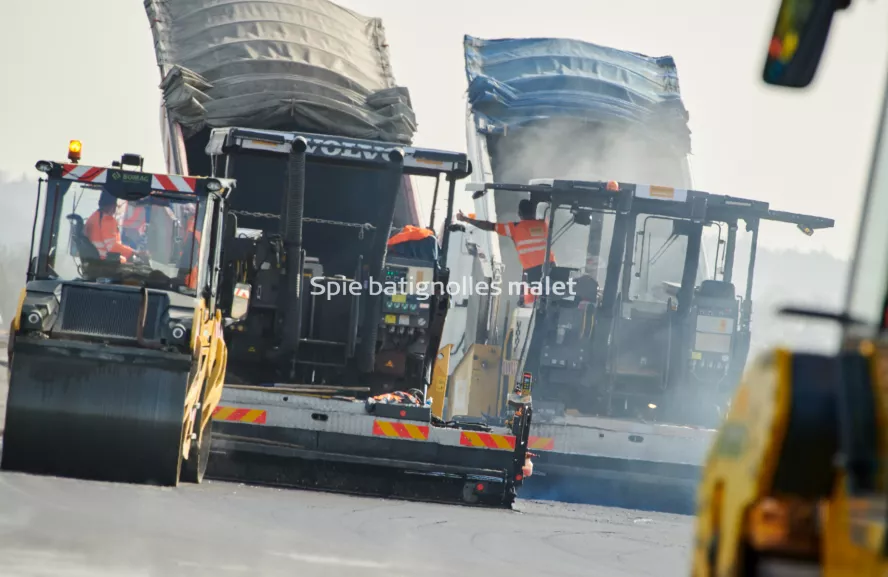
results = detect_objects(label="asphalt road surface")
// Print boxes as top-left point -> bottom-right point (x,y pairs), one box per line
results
0,475 -> 693,577
0,337 -> 694,577
1,332 -> 6,439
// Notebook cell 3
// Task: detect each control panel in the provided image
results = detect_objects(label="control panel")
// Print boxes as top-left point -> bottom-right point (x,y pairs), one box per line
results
378,262 -> 434,330
690,301 -> 739,378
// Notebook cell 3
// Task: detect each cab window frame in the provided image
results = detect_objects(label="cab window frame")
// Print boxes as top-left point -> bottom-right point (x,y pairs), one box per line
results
844,72 -> 888,332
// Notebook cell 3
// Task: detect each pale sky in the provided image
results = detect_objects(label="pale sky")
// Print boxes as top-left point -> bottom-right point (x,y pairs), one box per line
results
1,0 -> 885,259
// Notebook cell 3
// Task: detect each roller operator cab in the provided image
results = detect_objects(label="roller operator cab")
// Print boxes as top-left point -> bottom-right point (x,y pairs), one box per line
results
204,127 -> 472,394
1,140 -> 234,486
475,179 -> 834,429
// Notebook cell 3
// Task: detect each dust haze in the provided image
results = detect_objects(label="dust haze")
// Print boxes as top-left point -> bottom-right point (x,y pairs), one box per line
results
0,172 -> 40,325
482,118 -> 847,361
484,119 -> 698,317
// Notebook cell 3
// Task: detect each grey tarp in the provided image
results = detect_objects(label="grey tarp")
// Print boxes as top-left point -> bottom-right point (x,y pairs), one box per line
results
143,0 -> 417,143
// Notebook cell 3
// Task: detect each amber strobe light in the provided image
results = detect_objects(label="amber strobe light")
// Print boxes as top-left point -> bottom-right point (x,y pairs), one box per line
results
68,140 -> 82,163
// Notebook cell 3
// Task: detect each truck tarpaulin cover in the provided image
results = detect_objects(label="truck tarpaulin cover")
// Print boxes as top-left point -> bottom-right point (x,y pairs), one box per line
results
144,0 -> 417,144
463,35 -> 699,321
464,35 -> 691,156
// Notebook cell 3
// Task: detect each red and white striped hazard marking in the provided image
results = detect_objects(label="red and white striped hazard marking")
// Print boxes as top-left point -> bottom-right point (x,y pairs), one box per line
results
59,163 -> 197,193
151,174 -> 197,193
61,164 -> 108,184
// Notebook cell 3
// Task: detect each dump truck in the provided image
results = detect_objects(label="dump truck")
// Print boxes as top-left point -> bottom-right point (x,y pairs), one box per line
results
143,0 -> 533,506
444,35 -> 702,366
441,34 -> 836,511
1,141 -> 234,486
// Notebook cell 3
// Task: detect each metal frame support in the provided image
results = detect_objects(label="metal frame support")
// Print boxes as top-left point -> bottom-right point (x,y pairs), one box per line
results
439,176 -> 458,269
723,219 -> 738,284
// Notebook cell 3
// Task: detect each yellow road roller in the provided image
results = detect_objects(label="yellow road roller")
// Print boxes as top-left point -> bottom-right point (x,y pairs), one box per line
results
1,141 -> 234,486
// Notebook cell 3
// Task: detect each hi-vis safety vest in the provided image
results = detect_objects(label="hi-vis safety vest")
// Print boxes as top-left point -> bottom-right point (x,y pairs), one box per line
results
495,220 -> 556,270
182,214 -> 201,289
84,211 -> 135,262
122,205 -> 148,234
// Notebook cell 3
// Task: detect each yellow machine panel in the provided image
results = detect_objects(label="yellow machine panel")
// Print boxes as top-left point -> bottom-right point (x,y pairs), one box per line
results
428,344 -> 452,419
691,340 -> 888,576
446,344 -> 503,420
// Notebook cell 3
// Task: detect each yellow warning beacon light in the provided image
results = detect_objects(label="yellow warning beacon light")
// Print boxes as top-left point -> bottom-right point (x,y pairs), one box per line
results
68,140 -> 82,163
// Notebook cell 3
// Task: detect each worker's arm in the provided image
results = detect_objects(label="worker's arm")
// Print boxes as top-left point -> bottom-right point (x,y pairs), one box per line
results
97,215 -> 137,260
111,237 -> 136,260
107,220 -> 136,259
456,210 -> 496,232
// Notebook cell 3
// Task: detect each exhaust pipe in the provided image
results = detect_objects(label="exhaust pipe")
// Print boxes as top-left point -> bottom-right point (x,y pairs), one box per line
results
281,136 -> 308,358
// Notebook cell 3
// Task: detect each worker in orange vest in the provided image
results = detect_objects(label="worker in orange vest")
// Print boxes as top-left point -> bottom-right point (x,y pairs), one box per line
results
457,199 -> 555,296
84,192 -> 147,263
122,200 -> 179,252
178,204 -> 201,289
121,203 -> 149,251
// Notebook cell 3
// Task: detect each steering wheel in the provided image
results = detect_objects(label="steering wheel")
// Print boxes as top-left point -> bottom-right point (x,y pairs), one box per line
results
131,251 -> 151,266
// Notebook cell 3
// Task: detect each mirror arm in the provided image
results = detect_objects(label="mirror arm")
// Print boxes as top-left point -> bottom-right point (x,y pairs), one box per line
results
779,306 -> 863,326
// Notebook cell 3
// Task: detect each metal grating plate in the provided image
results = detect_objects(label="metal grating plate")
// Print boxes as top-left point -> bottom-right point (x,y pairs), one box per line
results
56,284 -> 165,340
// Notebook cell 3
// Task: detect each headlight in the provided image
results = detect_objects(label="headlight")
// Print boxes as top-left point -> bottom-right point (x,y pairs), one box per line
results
166,317 -> 192,348
20,304 -> 50,332
205,179 -> 222,192
171,324 -> 187,340
19,293 -> 59,334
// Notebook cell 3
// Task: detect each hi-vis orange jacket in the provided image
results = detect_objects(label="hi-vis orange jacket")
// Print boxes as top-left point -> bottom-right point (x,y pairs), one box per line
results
84,211 -> 135,263
495,220 -> 555,270
122,205 -> 148,235
182,214 -> 201,289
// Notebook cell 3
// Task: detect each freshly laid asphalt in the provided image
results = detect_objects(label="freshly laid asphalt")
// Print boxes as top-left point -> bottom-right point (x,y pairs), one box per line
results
0,338 -> 694,577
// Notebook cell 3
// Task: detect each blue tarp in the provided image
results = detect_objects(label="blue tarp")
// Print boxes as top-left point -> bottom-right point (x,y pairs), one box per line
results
464,35 -> 691,154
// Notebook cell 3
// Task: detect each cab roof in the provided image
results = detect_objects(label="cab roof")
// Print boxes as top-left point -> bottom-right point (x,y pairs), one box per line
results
474,178 -> 835,231
206,127 -> 473,179
36,160 -> 235,198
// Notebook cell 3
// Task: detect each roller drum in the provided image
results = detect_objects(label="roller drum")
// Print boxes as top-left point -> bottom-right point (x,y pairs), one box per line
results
1,340 -> 191,486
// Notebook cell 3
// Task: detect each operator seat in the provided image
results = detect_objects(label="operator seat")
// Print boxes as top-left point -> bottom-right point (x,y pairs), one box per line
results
66,214 -> 101,263
572,274 -> 599,306
697,279 -> 736,299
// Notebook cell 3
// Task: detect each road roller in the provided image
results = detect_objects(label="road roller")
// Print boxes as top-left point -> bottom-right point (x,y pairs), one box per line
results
0,140 -> 234,486
691,0 -> 888,574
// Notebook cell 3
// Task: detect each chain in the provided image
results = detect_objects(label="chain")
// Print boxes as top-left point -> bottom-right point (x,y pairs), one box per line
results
230,210 -> 278,219
230,210 -> 376,239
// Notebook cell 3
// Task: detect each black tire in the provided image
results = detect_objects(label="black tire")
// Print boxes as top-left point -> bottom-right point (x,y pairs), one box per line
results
181,415 -> 212,484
